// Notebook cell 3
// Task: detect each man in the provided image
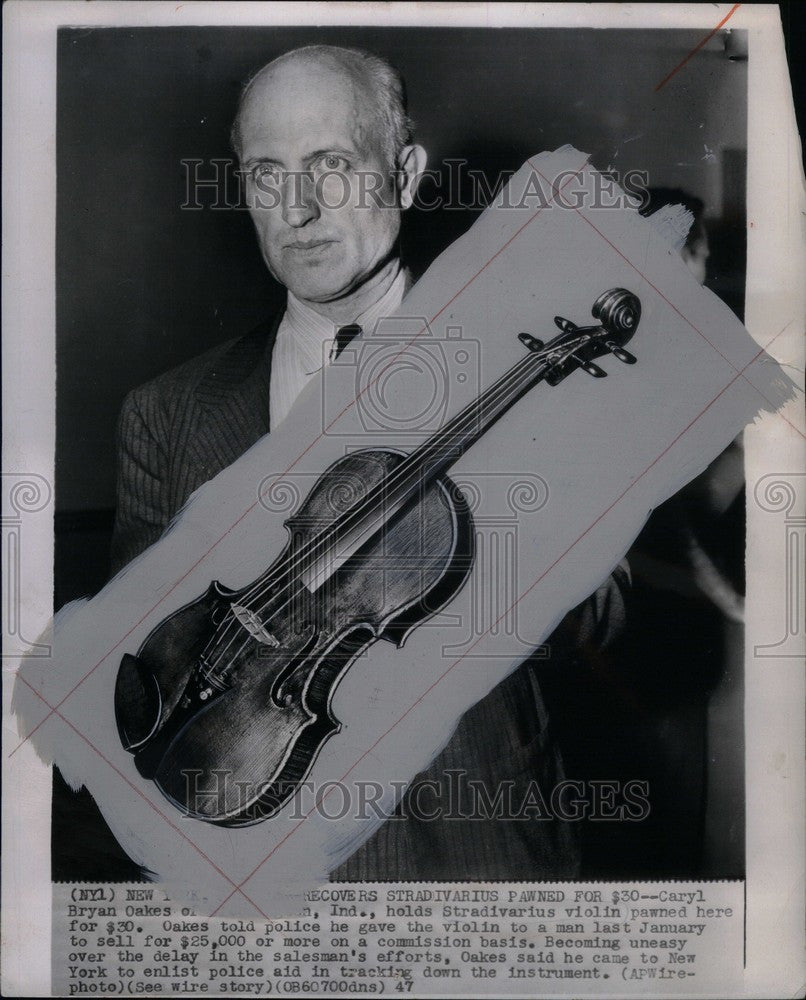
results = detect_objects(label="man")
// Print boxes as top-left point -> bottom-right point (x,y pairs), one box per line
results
111,44 -> 628,880
111,45 -> 424,568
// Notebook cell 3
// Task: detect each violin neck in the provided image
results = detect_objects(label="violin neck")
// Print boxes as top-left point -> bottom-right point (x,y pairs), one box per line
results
402,349 -> 551,482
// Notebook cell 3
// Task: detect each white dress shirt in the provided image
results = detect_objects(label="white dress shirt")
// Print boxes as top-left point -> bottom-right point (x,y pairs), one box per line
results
269,267 -> 407,428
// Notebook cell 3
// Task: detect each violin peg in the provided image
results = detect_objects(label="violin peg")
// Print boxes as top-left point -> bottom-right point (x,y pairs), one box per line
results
574,356 -> 608,378
605,340 -> 637,364
518,332 -> 545,352
554,316 -> 576,333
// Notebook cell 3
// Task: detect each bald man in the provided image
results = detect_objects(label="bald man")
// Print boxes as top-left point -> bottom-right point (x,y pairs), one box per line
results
109,45 -> 627,881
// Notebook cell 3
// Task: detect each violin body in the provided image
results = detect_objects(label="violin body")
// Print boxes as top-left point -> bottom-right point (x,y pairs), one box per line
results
115,287 -> 641,826
115,449 -> 474,825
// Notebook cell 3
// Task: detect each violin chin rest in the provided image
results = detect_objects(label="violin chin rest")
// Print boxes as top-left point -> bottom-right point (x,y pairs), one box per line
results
115,652 -> 163,752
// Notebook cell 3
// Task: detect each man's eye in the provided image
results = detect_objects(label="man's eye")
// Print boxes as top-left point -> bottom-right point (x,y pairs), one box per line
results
252,163 -> 280,183
320,154 -> 346,171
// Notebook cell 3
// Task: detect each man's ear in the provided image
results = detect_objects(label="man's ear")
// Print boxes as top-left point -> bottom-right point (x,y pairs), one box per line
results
396,144 -> 427,209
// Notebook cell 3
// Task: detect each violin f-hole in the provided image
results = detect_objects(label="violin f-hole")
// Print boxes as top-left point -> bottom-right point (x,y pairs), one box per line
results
269,630 -> 319,707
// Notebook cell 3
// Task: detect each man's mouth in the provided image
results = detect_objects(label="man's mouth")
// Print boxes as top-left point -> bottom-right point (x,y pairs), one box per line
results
283,239 -> 336,251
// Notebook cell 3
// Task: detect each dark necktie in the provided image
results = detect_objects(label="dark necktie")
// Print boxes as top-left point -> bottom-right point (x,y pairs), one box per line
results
334,323 -> 362,359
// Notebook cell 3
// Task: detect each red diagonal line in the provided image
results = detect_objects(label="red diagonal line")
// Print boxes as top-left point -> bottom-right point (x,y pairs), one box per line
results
572,207 -> 803,440
14,672 -> 269,919
654,4 -> 742,92
8,161 -> 589,760
211,341 -> 764,915
529,161 -> 805,441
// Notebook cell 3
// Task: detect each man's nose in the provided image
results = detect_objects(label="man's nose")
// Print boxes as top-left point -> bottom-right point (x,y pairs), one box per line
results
281,171 -> 320,227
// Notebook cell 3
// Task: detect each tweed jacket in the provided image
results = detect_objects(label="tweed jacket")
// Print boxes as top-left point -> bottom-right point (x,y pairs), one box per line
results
110,309 -> 628,880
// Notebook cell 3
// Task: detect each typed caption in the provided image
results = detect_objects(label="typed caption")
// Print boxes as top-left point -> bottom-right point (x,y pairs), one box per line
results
55,880 -> 743,996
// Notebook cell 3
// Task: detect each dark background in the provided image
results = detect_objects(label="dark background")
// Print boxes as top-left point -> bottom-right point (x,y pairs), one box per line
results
781,1 -> 806,161
54,26 -> 747,881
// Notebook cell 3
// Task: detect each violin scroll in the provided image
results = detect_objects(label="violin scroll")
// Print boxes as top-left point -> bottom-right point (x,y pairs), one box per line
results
533,287 -> 642,386
592,288 -> 641,344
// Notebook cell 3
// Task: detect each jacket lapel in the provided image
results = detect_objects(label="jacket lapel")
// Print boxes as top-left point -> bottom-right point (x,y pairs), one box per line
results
190,310 -> 282,480
186,269 -> 413,489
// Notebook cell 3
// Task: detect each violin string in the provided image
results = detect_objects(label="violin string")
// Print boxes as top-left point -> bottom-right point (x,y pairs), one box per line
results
199,333 -> 595,684
199,327 -> 608,683
247,336 -> 579,610
237,346 -> 544,612
195,346 -> 555,681
200,318 -> 618,682
198,340 -> 567,682
248,348 -> 558,606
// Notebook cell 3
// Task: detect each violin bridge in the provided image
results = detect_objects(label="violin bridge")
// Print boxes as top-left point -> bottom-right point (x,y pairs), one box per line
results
230,603 -> 280,647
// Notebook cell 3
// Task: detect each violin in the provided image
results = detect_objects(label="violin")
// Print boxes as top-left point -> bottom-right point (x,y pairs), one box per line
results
114,288 -> 641,826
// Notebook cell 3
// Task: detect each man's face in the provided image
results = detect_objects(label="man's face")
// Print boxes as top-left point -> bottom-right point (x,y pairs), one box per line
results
238,57 -> 402,306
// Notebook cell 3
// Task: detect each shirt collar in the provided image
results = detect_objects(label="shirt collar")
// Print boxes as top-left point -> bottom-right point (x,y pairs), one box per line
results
354,265 -> 408,338
284,265 -> 407,375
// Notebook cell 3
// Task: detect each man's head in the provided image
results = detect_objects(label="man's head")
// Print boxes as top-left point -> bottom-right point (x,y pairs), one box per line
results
641,187 -> 709,286
232,45 -> 426,313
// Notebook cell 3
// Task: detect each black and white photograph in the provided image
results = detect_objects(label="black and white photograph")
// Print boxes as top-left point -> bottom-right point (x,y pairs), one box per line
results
50,21 -> 753,885
3,4 -> 804,998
